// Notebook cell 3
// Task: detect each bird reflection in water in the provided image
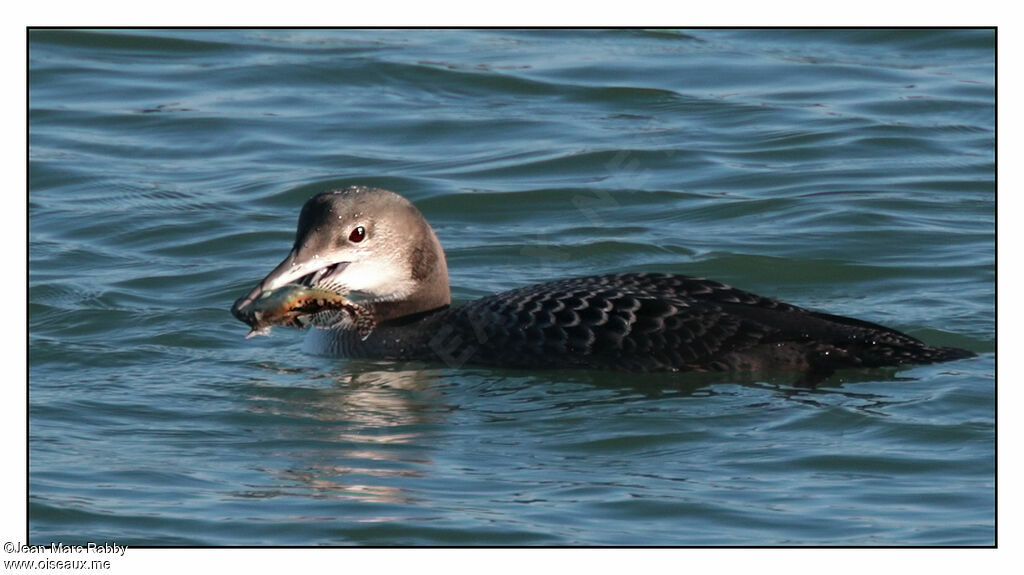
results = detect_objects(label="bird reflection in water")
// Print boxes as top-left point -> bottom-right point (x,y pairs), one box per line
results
239,365 -> 453,505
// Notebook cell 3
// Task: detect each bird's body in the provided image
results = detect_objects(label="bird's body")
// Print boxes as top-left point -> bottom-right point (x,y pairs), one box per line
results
231,186 -> 973,375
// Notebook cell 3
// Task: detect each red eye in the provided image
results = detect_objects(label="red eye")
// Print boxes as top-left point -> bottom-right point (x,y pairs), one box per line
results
349,226 -> 366,243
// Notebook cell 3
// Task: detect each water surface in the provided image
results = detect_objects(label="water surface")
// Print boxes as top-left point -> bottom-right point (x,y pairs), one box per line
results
28,28 -> 994,546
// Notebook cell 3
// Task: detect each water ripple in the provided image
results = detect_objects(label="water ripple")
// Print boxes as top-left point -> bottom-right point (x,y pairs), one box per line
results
28,28 -> 993,546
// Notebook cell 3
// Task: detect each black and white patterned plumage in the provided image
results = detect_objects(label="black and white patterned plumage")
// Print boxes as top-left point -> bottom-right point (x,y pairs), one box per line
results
315,272 -> 973,373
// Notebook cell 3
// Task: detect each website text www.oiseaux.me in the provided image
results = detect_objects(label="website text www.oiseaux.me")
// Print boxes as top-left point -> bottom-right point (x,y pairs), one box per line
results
4,541 -> 125,571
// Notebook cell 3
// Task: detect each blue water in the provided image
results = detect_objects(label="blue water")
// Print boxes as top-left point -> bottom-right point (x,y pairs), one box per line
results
28,29 -> 994,546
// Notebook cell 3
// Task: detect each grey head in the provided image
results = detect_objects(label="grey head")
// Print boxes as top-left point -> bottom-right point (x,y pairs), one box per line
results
231,186 -> 450,323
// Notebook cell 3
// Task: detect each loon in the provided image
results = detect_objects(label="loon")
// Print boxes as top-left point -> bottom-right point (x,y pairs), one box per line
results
231,186 -> 974,375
